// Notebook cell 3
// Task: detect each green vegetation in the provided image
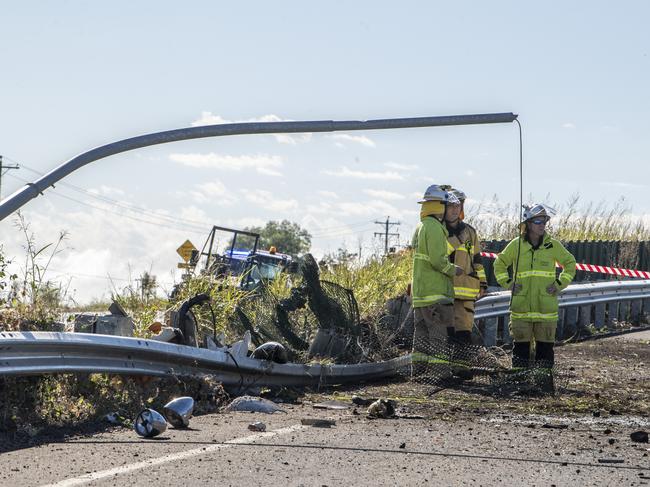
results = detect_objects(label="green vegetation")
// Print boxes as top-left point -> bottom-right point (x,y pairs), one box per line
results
232,219 -> 312,256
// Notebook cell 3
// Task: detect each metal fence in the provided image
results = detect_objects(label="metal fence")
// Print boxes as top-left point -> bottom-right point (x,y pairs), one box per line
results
482,240 -> 650,287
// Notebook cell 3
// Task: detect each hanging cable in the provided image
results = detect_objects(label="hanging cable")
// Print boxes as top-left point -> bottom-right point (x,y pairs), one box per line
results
509,119 -> 524,308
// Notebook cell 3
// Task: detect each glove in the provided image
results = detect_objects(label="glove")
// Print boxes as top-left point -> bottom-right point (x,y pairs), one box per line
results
511,283 -> 523,295
454,265 -> 464,276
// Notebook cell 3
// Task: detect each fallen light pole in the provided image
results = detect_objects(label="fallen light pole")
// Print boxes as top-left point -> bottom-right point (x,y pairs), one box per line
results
0,113 -> 517,221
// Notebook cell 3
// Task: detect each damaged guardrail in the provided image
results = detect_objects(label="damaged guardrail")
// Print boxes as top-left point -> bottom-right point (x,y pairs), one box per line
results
0,280 -> 648,384
0,331 -> 410,386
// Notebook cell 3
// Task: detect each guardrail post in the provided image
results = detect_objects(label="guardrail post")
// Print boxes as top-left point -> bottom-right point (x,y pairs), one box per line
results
500,316 -> 512,344
594,303 -> 606,329
483,317 -> 498,347
563,306 -> 578,338
618,300 -> 630,324
606,302 -> 618,328
578,305 -> 592,332
630,300 -> 642,324
643,297 -> 650,323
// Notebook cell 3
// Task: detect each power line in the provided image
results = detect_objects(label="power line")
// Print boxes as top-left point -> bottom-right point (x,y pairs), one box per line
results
5,157 -> 213,230
0,155 -> 20,200
6,172 -> 208,235
374,216 -> 400,254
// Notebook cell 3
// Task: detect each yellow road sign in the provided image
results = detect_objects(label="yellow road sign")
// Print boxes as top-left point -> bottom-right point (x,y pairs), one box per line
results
177,262 -> 193,269
176,240 -> 197,263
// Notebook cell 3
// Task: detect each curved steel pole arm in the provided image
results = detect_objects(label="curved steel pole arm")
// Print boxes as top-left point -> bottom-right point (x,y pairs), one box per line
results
0,112 -> 517,221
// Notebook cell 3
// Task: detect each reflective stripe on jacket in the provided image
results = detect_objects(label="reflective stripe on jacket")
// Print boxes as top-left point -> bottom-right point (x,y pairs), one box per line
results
411,216 -> 455,308
494,233 -> 576,322
446,222 -> 487,301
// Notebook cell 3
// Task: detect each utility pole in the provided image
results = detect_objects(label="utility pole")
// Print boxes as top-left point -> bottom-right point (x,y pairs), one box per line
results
374,216 -> 400,254
0,156 -> 20,200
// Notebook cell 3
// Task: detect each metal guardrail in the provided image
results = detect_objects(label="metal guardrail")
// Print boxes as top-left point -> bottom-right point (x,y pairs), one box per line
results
0,280 -> 648,383
475,279 -> 650,319
0,331 -> 410,386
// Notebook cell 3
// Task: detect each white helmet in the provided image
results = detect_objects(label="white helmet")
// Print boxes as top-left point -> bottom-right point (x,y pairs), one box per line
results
522,203 -> 556,222
418,184 -> 458,204
449,188 -> 466,203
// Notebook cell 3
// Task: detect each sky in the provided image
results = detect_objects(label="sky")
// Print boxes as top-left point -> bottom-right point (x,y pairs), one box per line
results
1,1 -> 649,304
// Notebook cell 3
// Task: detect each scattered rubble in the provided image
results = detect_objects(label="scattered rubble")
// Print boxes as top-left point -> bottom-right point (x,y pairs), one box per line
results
224,396 -> 286,414
247,422 -> 266,432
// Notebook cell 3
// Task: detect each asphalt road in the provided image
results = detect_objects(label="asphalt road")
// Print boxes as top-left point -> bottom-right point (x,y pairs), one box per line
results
1,403 -> 649,487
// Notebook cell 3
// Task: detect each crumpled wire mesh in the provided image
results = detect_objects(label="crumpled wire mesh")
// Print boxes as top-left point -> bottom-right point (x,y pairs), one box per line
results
398,333 -> 566,395
229,279 -> 362,361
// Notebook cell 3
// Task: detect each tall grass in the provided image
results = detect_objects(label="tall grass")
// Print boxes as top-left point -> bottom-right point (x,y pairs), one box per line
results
466,193 -> 650,241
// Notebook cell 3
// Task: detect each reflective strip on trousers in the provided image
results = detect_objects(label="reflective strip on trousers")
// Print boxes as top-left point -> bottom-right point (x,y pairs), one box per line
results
454,286 -> 479,299
511,311 -> 559,321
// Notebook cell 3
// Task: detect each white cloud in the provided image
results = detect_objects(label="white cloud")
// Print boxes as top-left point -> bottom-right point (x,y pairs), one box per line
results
169,152 -> 284,176
337,200 -> 399,217
190,111 -> 312,145
562,122 -> 576,129
189,180 -> 238,206
257,167 -> 284,177
240,189 -> 298,212
327,134 -> 376,147
318,190 -> 339,199
384,162 -> 419,171
321,166 -> 404,180
362,189 -> 405,201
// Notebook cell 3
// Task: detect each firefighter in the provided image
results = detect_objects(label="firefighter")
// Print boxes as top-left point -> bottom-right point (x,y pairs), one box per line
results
443,187 -> 487,344
493,203 -> 576,374
411,184 -> 463,376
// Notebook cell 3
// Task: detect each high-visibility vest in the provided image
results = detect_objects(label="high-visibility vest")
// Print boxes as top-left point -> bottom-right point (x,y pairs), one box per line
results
411,216 -> 455,308
446,222 -> 487,301
494,234 -> 576,322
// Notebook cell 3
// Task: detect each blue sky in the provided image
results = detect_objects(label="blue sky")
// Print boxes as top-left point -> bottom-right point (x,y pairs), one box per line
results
1,1 -> 649,303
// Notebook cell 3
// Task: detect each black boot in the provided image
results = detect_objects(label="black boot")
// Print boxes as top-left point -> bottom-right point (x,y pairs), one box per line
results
535,341 -> 555,368
512,342 -> 530,369
455,330 -> 472,345
534,341 -> 555,393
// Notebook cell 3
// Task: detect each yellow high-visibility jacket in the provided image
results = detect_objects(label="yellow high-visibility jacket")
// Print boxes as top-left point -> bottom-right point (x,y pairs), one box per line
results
494,233 -> 576,322
411,216 -> 455,308
446,222 -> 487,301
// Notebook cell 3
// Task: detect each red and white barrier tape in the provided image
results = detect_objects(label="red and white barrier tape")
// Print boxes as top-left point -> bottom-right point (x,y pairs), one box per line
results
480,251 -> 650,279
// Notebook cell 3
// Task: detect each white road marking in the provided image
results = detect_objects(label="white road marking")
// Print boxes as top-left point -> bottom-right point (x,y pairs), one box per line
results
41,424 -> 306,487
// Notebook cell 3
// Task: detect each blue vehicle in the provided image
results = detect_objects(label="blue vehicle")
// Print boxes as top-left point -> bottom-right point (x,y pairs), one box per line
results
192,225 -> 292,290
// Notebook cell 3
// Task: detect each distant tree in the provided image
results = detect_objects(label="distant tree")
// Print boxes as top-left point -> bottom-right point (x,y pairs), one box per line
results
138,271 -> 157,303
232,220 -> 311,257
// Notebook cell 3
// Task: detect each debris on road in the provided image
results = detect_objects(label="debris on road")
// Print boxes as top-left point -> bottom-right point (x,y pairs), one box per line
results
351,396 -> 378,406
597,458 -> 625,464
224,396 -> 286,414
630,431 -> 649,443
248,421 -> 267,432
163,397 -> 194,428
300,418 -> 336,428
313,400 -> 349,410
367,399 -> 396,419
134,409 -> 167,438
